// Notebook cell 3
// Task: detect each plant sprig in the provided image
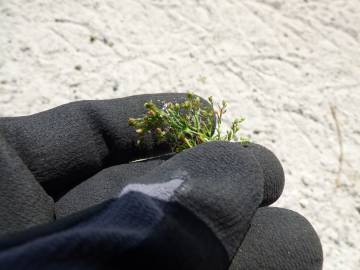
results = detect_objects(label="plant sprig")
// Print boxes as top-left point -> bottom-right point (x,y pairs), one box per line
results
128,93 -> 249,153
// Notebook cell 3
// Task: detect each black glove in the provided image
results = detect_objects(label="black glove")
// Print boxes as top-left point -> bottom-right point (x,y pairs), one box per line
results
0,93 -> 323,269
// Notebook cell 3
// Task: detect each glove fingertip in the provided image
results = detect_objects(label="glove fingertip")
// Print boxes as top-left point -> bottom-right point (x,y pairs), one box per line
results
244,143 -> 285,206
230,207 -> 323,270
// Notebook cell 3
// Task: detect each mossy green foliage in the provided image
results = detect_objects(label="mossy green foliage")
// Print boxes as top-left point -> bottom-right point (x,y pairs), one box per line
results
128,93 -> 249,153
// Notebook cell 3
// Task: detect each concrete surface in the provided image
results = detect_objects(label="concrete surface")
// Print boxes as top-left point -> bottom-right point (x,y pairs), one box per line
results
1,0 -> 359,269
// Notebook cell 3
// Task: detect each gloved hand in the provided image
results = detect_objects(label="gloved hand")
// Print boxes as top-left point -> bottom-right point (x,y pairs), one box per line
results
0,93 -> 323,270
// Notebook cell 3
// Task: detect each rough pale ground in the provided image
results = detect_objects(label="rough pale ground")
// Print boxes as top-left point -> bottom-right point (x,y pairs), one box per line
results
0,0 -> 359,269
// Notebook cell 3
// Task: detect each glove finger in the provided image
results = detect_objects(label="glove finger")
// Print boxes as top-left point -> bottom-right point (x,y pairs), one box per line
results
0,134 -> 54,236
0,93 -> 210,199
243,143 -> 285,206
55,154 -> 173,218
229,207 -> 323,270
57,142 -> 284,216
57,142 -> 284,220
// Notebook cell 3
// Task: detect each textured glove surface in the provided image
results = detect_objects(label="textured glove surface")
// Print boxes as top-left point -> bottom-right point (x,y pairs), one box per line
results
0,94 -> 322,270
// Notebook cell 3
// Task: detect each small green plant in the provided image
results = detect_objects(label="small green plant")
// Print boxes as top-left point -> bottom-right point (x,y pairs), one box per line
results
128,93 -> 249,153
